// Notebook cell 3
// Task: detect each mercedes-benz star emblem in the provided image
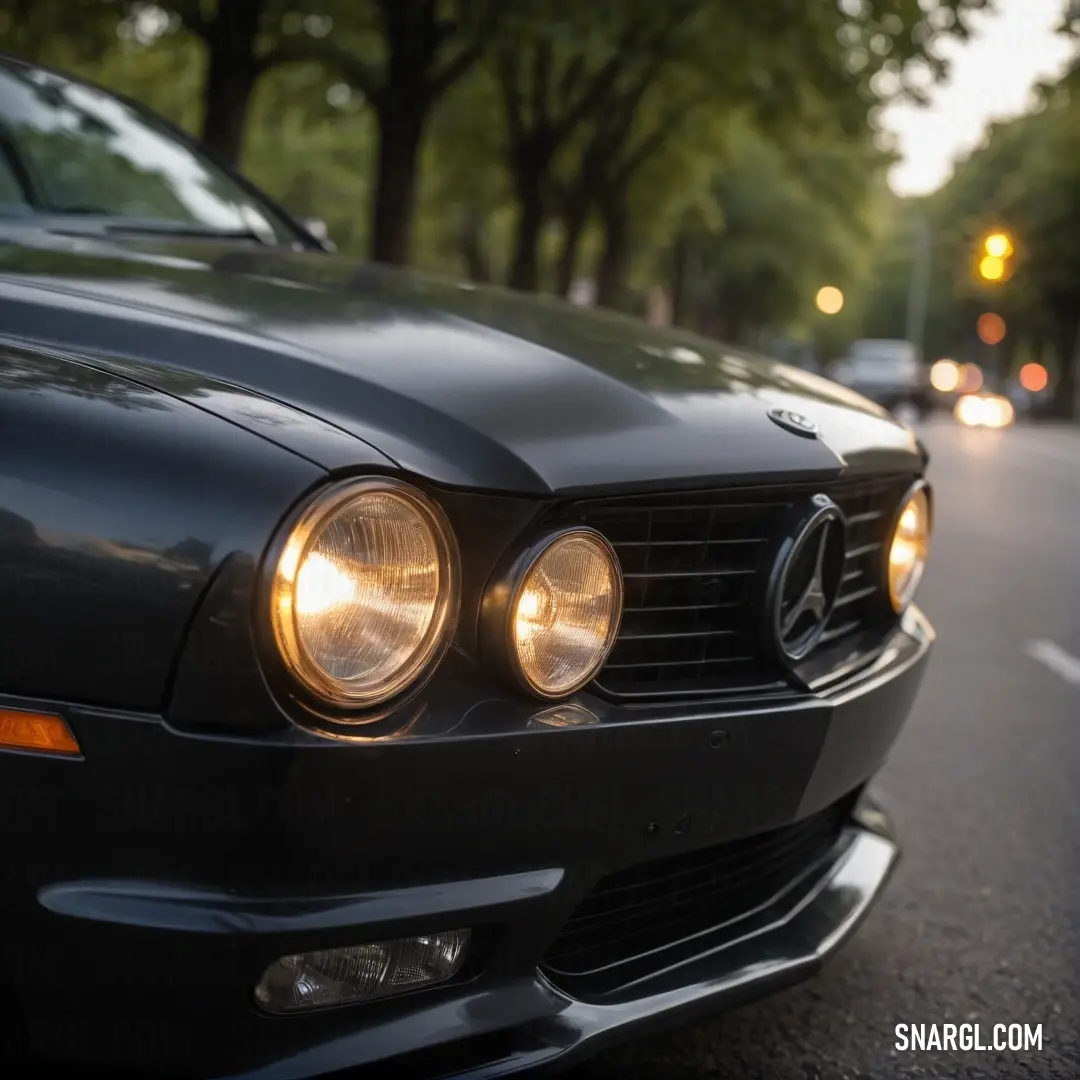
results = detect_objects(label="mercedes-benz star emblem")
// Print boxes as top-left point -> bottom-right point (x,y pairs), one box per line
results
770,498 -> 846,663
767,407 -> 819,438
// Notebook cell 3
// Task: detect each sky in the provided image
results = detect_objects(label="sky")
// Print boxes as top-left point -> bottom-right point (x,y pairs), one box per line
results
881,0 -> 1078,196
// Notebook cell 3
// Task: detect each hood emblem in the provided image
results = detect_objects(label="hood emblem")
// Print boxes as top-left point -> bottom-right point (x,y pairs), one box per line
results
768,407 -> 819,438
770,497 -> 846,663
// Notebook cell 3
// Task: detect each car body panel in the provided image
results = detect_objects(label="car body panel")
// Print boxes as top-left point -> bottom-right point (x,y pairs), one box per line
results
0,228 -> 924,494
0,339 -> 325,709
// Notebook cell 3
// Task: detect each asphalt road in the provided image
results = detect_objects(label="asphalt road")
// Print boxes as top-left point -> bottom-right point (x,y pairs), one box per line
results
572,418 -> 1080,1080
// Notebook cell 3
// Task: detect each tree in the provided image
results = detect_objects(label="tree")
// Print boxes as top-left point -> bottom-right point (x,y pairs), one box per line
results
552,58 -> 704,303
603,0 -> 996,313
491,0 -> 989,299
493,1 -> 709,292
417,66 -> 513,280
0,0 -> 120,66
245,60 -> 377,255
285,0 -> 503,265
187,0 -> 269,164
153,2 -> 344,167
667,122 -> 886,347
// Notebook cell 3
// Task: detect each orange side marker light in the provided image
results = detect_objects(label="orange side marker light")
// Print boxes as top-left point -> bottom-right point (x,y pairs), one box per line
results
0,709 -> 81,756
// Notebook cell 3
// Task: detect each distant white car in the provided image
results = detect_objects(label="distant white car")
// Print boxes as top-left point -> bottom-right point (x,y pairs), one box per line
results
829,340 -> 930,421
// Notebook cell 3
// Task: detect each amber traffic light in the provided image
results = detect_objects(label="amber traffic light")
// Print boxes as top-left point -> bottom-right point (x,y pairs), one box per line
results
979,256 -> 1005,281
978,231 -> 1014,282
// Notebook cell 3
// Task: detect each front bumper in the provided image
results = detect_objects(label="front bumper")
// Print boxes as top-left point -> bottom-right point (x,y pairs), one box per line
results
1,608 -> 932,1078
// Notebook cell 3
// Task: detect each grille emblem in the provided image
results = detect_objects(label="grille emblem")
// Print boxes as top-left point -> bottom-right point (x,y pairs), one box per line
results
768,407 -> 819,438
771,498 -> 846,662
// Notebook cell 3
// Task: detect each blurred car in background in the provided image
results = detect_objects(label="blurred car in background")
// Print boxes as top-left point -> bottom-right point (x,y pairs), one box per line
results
828,340 -> 931,425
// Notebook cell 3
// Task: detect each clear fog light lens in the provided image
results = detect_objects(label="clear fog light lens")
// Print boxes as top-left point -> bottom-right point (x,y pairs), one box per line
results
887,486 -> 931,612
511,530 -> 622,698
254,929 -> 470,1013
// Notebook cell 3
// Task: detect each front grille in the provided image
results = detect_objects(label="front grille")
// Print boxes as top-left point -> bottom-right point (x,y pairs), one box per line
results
550,474 -> 912,701
541,797 -> 851,998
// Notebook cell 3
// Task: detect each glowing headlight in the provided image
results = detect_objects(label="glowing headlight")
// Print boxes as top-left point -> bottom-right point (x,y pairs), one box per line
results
503,529 -> 622,699
887,483 -> 931,613
270,479 -> 457,711
955,392 -> 1015,428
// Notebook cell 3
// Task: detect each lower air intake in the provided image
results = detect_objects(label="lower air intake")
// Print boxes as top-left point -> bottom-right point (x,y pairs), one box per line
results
541,797 -> 853,999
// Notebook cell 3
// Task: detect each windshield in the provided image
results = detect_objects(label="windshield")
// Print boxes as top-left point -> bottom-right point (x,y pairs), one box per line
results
0,58 -> 299,244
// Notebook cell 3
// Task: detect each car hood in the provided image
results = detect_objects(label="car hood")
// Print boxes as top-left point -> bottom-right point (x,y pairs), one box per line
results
0,229 -> 923,494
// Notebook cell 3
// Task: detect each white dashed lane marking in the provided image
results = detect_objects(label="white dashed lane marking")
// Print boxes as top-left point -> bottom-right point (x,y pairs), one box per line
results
1025,640 -> 1080,687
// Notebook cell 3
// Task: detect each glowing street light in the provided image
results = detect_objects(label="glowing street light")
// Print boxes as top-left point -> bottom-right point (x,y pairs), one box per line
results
815,286 -> 844,315
930,359 -> 961,392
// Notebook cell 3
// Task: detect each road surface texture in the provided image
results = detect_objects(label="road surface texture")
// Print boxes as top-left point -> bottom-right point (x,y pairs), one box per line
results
572,419 -> 1080,1079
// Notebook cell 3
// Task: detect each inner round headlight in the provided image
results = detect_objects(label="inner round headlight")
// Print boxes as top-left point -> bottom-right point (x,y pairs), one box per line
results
887,483 -> 931,613
270,479 -> 457,712
507,529 -> 623,699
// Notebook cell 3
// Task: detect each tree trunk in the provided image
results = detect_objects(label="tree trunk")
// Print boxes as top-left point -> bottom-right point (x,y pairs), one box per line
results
508,182 -> 546,292
595,200 -> 629,310
201,63 -> 258,164
370,101 -> 426,265
199,0 -> 265,165
710,293 -> 747,343
554,198 -> 589,298
459,207 -> 490,282
669,232 -> 691,326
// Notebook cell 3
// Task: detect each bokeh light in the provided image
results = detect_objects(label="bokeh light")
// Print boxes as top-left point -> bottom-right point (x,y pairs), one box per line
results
1018,362 -> 1049,393
976,312 -> 1006,345
954,393 -> 1014,429
984,232 -> 1013,259
959,363 -> 984,393
979,255 -> 1005,281
930,359 -> 961,392
815,286 -> 845,315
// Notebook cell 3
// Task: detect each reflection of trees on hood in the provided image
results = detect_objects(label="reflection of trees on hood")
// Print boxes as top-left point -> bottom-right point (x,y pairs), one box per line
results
0,346 -> 218,410
0,347 -> 163,409
0,507 -> 39,546
164,536 -> 214,568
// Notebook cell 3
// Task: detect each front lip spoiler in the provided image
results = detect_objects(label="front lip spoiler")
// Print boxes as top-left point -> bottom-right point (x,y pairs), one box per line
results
213,797 -> 898,1080
454,811 -> 898,1078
